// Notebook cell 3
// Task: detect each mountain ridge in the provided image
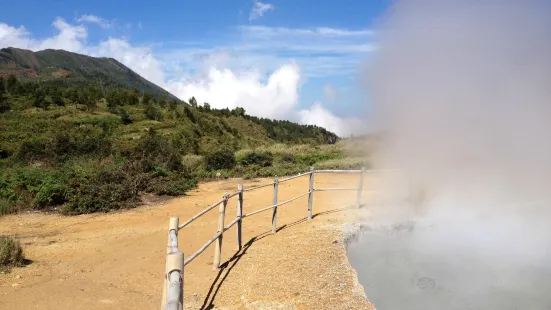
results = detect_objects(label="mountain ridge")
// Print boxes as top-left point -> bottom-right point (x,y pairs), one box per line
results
0,47 -> 178,100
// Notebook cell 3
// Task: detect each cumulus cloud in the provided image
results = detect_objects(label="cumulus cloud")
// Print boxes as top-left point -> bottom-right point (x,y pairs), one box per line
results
166,64 -> 300,119
249,0 -> 275,21
298,103 -> 362,136
0,17 -> 362,137
0,23 -> 32,48
0,18 -> 85,52
92,38 -> 165,85
323,84 -> 338,102
39,18 -> 86,51
76,14 -> 113,29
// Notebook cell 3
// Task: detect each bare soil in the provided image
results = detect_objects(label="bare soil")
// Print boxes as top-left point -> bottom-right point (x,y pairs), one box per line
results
0,174 -> 374,310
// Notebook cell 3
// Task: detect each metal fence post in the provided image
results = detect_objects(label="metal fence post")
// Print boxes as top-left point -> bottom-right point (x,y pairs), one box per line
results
308,167 -> 315,220
237,184 -> 243,250
213,194 -> 228,270
165,251 -> 184,310
161,217 -> 180,310
272,177 -> 279,233
357,167 -> 365,208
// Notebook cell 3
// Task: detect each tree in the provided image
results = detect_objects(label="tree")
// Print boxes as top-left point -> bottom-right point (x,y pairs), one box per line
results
128,92 -> 139,105
189,96 -> 197,108
232,107 -> 246,117
6,75 -> 18,94
0,96 -> 10,113
51,93 -> 64,106
33,89 -> 49,110
203,102 -> 211,111
78,89 -> 96,111
142,92 -> 152,106
118,108 -> 133,125
168,100 -> 178,111
145,104 -> 163,121
159,92 -> 168,108
106,90 -> 122,108
205,150 -> 236,170
66,88 -> 79,105
48,87 -> 64,106
0,77 -> 5,95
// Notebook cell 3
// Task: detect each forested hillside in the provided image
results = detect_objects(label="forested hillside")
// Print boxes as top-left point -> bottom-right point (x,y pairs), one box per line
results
0,47 -> 176,99
0,72 -> 366,216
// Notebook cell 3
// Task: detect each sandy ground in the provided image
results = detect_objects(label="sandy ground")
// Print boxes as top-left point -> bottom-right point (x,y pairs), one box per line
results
0,174 -> 374,310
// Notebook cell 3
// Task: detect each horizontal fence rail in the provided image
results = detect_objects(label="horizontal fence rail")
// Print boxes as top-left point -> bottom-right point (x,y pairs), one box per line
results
161,166 -> 400,309
178,198 -> 225,230
242,181 -> 275,193
242,192 -> 310,218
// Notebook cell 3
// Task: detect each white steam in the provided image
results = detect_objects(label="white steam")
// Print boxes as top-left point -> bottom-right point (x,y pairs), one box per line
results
350,1 -> 551,309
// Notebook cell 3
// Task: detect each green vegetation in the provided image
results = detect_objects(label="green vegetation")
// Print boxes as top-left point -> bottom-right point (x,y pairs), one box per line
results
0,235 -> 25,272
0,48 -> 369,217
0,47 -> 176,99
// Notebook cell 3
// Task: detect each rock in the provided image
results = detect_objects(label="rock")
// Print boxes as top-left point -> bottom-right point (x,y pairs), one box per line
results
15,275 -> 21,279
12,283 -> 20,287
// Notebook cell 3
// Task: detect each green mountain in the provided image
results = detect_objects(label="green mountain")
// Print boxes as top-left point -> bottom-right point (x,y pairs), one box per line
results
0,47 -> 176,100
0,48 -> 350,217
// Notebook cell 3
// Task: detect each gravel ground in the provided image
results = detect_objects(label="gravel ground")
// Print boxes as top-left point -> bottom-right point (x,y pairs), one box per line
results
0,174 -> 374,310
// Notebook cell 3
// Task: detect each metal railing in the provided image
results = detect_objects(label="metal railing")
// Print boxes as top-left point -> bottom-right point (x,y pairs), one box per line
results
160,167 -> 372,309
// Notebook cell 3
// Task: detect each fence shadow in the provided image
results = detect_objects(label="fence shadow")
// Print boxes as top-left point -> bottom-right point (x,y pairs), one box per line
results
200,204 -> 357,309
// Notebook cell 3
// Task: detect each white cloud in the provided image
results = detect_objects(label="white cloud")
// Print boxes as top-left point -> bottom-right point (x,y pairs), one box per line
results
0,17 -> 365,136
0,23 -> 32,49
242,26 -> 373,38
39,18 -> 86,51
316,27 -> 374,36
323,84 -> 338,102
249,1 -> 275,21
0,18 -> 86,52
298,103 -> 363,137
91,38 -> 165,85
76,14 -> 113,29
166,64 -> 300,119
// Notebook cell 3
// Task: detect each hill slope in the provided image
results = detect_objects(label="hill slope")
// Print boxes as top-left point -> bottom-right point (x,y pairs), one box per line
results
0,47 -> 176,99
0,65 -> 355,216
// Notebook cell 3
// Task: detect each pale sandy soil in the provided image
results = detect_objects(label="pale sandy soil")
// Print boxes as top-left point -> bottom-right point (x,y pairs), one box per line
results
0,174 -> 374,310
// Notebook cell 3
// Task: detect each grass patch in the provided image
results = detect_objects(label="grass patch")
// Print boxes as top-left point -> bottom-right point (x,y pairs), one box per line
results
314,157 -> 370,170
0,235 -> 25,272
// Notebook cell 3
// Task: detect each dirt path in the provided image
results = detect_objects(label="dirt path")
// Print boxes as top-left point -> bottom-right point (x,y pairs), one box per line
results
0,174 -> 374,310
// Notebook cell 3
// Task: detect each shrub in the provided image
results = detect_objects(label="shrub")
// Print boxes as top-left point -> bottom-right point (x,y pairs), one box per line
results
205,150 -> 235,170
130,129 -> 183,173
278,154 -> 296,164
0,167 -> 71,210
145,174 -> 197,196
183,106 -> 196,123
32,174 -> 71,208
315,157 -> 370,170
16,139 -> 51,163
118,108 -> 133,125
0,96 -> 10,113
144,104 -> 163,121
234,149 -> 253,163
238,150 -> 273,167
0,235 -> 24,271
182,154 -> 204,173
0,199 -> 14,216
295,152 -> 340,166
64,166 -> 139,214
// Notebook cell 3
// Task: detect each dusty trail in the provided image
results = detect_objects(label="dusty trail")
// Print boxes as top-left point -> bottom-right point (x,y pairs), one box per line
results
0,174 -> 373,310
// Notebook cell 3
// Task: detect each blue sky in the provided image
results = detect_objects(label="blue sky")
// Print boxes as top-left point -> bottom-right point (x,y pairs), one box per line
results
0,0 -> 389,135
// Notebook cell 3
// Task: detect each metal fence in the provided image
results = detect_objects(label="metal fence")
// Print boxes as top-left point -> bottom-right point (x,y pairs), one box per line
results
160,167 -> 373,310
